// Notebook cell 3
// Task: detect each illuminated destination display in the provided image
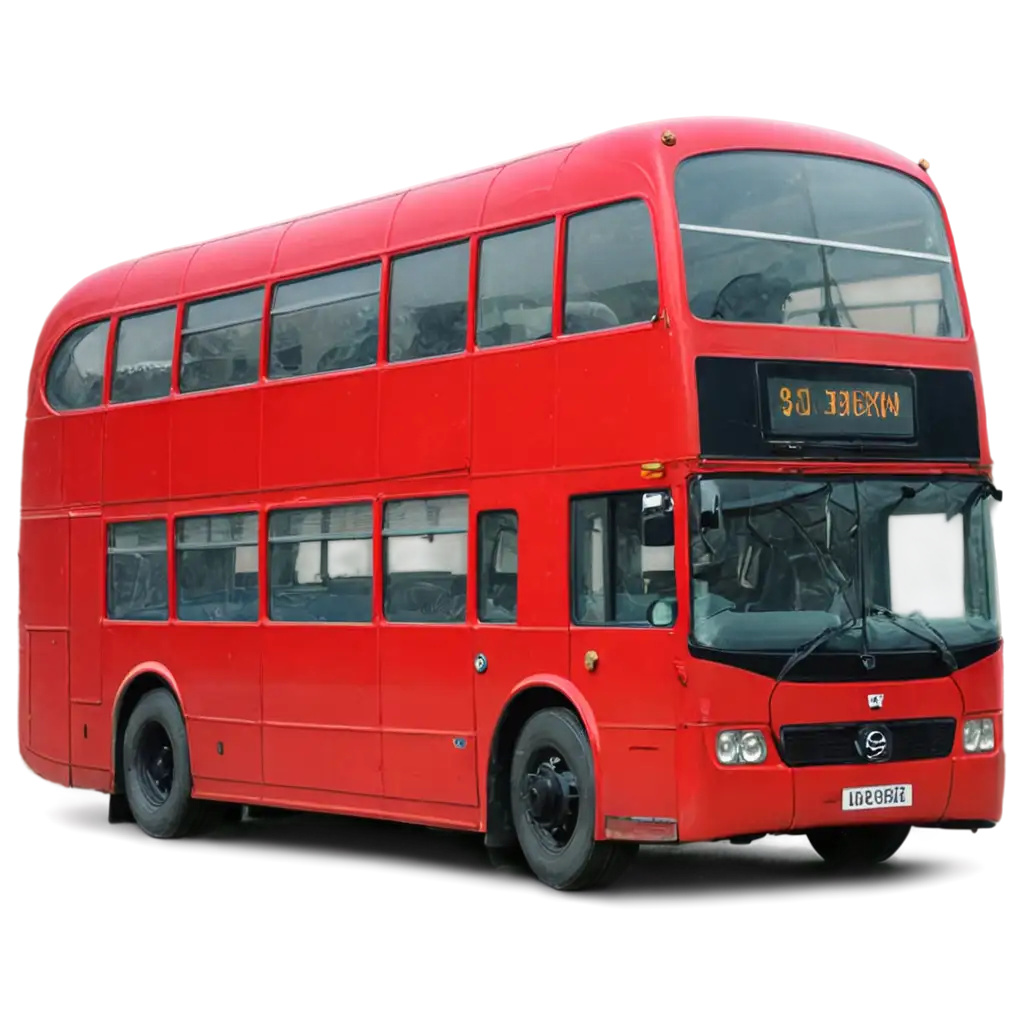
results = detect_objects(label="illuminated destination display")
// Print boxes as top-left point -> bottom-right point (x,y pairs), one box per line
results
763,376 -> 915,438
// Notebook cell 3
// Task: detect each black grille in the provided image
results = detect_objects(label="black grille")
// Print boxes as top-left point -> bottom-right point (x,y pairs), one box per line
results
778,718 -> 957,767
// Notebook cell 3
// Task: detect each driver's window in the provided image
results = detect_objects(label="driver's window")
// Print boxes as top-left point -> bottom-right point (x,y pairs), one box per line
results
571,492 -> 677,625
476,221 -> 555,349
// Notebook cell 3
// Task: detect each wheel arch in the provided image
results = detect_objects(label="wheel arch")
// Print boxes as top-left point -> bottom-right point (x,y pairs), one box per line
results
110,663 -> 184,794
483,674 -> 605,849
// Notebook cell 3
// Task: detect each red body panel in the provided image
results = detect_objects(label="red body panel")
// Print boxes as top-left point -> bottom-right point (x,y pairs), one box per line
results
18,116 -> 1003,844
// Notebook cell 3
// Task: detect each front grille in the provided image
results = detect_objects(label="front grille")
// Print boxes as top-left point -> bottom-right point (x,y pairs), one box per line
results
778,717 -> 957,767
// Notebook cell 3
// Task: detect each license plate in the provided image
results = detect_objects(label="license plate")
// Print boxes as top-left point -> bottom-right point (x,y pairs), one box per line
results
842,784 -> 913,811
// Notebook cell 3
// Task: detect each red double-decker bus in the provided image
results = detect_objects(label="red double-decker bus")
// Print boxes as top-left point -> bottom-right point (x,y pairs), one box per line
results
19,117 -> 1003,890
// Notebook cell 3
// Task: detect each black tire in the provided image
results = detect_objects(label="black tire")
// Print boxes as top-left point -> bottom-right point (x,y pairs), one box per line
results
123,689 -> 214,838
807,823 -> 911,866
510,708 -> 637,890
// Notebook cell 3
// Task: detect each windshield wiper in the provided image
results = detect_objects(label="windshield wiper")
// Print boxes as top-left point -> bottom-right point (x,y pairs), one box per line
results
869,605 -> 958,673
776,616 -> 863,682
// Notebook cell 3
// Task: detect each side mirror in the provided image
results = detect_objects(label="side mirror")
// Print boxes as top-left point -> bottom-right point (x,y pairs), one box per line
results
646,599 -> 677,628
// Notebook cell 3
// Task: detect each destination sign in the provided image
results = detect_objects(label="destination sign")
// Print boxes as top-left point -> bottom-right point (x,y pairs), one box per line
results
764,376 -> 915,438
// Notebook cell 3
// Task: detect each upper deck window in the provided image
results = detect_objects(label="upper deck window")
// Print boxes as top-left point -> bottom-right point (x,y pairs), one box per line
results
181,288 -> 263,394
112,307 -> 176,403
388,241 -> 469,363
563,201 -> 659,334
676,152 -> 964,338
270,262 -> 380,378
45,320 -> 109,411
477,222 -> 555,348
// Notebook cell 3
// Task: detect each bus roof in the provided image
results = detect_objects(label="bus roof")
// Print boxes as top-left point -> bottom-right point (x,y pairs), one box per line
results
32,116 -> 932,378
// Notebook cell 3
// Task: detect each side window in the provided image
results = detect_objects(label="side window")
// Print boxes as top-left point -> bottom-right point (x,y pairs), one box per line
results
176,512 -> 259,622
269,503 -> 373,622
477,222 -> 555,348
388,241 -> 469,363
571,492 -> 676,625
45,320 -> 109,411
383,496 -> 468,623
270,262 -> 380,378
478,511 -> 518,623
112,307 -> 177,403
563,200 -> 659,335
180,288 -> 263,394
107,521 -> 168,620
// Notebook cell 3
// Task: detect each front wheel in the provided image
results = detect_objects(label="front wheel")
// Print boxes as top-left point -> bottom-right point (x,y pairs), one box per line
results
807,824 -> 911,866
510,708 -> 637,890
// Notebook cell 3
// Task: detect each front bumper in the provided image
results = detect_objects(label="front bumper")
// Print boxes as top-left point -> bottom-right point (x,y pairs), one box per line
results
670,718 -> 1004,841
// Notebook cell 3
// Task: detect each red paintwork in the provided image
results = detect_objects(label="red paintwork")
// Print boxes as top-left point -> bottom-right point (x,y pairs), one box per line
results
18,117 -> 1002,844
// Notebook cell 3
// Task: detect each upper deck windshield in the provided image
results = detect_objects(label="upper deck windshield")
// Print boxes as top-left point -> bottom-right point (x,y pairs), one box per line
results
689,475 -> 999,677
675,152 -> 964,338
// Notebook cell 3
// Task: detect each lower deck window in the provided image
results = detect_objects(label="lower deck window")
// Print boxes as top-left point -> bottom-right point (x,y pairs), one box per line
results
383,496 -> 468,622
176,512 -> 259,621
269,503 -> 373,622
107,520 -> 168,620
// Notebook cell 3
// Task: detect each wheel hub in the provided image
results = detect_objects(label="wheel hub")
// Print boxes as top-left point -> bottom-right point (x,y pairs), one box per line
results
522,754 -> 579,848
526,763 -> 569,824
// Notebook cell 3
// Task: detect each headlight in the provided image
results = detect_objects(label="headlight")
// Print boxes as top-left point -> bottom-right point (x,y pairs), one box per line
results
717,729 -> 768,765
963,718 -> 995,753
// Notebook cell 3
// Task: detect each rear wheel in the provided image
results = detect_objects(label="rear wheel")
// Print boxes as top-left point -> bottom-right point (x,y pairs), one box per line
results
510,708 -> 637,890
807,824 -> 911,866
123,689 -> 216,838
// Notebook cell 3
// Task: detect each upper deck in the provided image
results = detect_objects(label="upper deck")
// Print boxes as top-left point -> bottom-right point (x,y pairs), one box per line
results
23,117 -> 989,508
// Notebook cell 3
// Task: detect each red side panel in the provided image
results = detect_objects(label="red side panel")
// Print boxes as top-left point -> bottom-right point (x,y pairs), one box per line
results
471,346 -> 556,473
170,390 -> 261,498
62,413 -> 104,506
380,625 -> 477,806
104,402 -> 171,503
379,359 -> 470,478
20,516 -> 69,628
21,418 -> 62,509
262,624 -> 383,796
262,372 -> 379,490
69,513 -> 103,703
28,630 -> 69,763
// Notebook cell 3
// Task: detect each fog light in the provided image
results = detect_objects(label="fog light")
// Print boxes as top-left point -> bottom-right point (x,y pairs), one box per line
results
717,730 -> 768,765
963,718 -> 995,753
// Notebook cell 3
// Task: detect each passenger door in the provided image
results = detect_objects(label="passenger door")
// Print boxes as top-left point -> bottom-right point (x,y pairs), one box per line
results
567,488 -> 680,825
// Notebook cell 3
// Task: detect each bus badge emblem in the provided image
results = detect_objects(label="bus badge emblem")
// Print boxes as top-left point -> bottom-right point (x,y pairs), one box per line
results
868,694 -> 884,709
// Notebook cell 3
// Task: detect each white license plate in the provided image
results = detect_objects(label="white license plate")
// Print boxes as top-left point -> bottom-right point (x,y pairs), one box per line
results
842,784 -> 913,811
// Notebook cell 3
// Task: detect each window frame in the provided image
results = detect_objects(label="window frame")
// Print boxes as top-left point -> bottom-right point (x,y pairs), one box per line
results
266,501 -> 375,624
382,494 -> 469,624
474,218 -> 557,352
569,488 -> 676,628
477,509 -> 519,625
268,259 -> 382,381
109,305 -> 179,406
387,238 -> 471,365
560,197 -> 661,338
173,510 -> 261,623
179,286 -> 266,396
44,318 -> 112,413
105,518 -> 170,622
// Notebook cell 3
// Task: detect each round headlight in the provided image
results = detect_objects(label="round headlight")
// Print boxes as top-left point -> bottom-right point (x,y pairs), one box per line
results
717,731 -> 739,764
740,731 -> 767,764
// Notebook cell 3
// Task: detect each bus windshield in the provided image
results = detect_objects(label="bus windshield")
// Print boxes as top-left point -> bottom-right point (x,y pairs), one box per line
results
689,475 -> 999,660
675,152 -> 964,338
